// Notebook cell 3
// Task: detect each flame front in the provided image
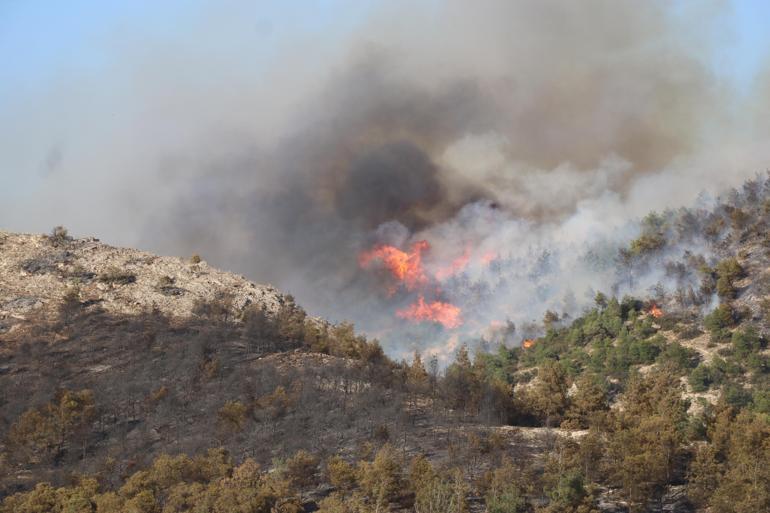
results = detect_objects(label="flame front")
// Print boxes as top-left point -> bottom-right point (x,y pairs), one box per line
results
648,303 -> 664,318
480,251 -> 499,265
522,338 -> 536,349
359,239 -> 465,329
359,240 -> 429,291
397,295 -> 462,329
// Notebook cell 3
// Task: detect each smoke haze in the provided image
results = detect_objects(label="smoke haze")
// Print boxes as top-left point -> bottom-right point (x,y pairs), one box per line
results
3,1 -> 770,358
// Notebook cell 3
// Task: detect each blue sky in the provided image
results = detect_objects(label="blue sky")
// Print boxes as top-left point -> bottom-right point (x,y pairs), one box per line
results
720,0 -> 770,91
0,0 -> 379,206
1,0 -> 769,238
1,0 -> 768,101
0,0 -> 377,100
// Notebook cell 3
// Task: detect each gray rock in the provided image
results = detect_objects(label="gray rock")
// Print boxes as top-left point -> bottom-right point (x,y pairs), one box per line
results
2,296 -> 42,313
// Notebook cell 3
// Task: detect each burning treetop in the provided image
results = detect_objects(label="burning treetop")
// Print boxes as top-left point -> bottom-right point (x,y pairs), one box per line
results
358,239 -> 467,329
396,295 -> 462,329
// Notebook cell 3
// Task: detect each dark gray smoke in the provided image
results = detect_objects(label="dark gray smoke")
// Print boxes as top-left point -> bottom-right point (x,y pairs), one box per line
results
3,1 -> 769,358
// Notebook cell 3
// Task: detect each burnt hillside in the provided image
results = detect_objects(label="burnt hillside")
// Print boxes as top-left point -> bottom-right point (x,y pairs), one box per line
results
2,173 -> 770,513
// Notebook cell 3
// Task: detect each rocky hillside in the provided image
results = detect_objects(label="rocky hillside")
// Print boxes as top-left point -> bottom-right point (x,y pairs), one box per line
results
2,172 -> 770,513
0,230 -> 397,496
0,229 -> 287,328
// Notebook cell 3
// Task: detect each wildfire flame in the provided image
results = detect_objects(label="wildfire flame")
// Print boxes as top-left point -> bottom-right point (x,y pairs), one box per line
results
522,338 -> 536,349
396,295 -> 462,329
359,240 -> 429,291
480,251 -> 499,265
648,303 -> 664,318
359,240 -> 466,329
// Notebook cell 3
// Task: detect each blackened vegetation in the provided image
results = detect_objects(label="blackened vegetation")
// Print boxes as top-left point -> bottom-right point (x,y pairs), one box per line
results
20,251 -> 73,276
97,267 -> 137,285
0,290 -> 551,510
2,292 -> 498,502
3,176 -> 770,511
156,276 -> 186,296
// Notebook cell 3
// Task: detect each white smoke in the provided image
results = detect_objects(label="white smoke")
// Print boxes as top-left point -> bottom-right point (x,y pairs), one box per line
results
2,1 -> 770,360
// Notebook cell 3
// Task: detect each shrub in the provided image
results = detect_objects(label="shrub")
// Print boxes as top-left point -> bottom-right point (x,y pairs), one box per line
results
98,267 -> 136,285
285,450 -> 319,495
485,460 -> 528,513
256,386 -> 295,420
731,327 -> 763,359
48,225 -> 71,246
9,389 -> 95,462
689,364 -> 724,392
193,293 -> 234,322
729,207 -> 749,230
715,258 -> 744,299
547,471 -> 590,511
752,389 -> 770,414
704,304 -> 735,342
716,276 -> 737,299
156,276 -> 185,296
357,445 -> 403,507
628,233 -> 666,256
413,469 -> 468,513
326,456 -> 357,492
704,217 -> 726,239
722,384 -> 752,408
218,400 -> 247,432
658,341 -> 699,370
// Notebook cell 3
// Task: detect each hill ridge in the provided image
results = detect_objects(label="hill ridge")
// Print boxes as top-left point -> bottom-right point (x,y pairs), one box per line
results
0,229 -> 289,332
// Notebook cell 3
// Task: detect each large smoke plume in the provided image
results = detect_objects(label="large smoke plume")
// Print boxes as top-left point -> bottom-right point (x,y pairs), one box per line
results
3,1 -> 770,359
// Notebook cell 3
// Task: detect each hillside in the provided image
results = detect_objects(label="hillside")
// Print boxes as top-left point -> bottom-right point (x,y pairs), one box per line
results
0,230 -> 288,322
2,175 -> 770,513
0,230 -> 399,492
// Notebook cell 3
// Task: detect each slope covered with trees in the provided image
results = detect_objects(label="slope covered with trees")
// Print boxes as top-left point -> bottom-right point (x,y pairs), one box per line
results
3,175 -> 770,512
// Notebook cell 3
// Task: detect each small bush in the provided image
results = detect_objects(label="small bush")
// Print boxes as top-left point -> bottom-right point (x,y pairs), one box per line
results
190,254 -> 202,264
628,233 -> 666,256
21,251 -> 71,275
48,225 -> 71,246
658,341 -> 699,370
678,325 -> 703,340
715,258 -> 744,300
760,297 -> 770,319
722,384 -> 752,408
752,389 -> 770,414
218,400 -> 247,432
284,450 -> 319,493
98,267 -> 136,285
704,304 -> 735,343
156,276 -> 185,296
67,264 -> 95,283
201,357 -> 221,380
729,207 -> 749,230
147,386 -> 169,405
373,424 -> 390,442
731,327 -> 763,359
689,364 -> 723,392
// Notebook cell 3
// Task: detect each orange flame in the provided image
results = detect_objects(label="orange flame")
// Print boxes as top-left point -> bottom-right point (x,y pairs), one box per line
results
359,240 -> 429,291
648,303 -> 664,318
397,295 -> 462,329
522,339 -> 536,349
480,251 -> 499,265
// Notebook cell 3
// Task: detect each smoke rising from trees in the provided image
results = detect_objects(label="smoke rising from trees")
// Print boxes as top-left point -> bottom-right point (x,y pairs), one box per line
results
3,1 -> 770,357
